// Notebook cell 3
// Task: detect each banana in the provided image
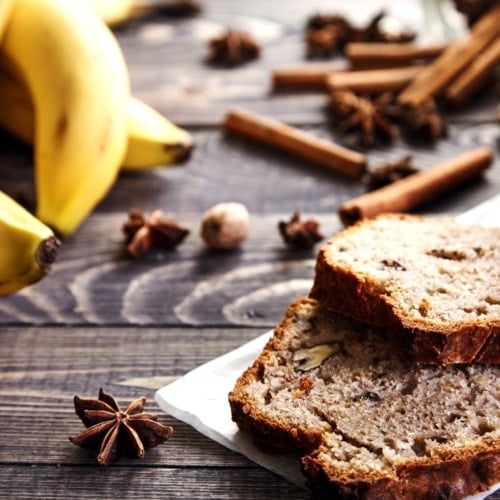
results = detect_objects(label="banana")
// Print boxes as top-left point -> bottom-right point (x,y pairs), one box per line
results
0,190 -> 59,297
0,61 -> 32,144
79,0 -> 137,28
0,63 -> 194,170
0,0 -> 14,41
80,0 -> 159,28
123,97 -> 194,169
1,0 -> 130,237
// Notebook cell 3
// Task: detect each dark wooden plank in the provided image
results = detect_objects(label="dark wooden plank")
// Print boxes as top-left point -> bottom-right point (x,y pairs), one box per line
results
1,124 -> 498,221
0,324 -> 308,497
0,326 -> 266,465
0,124 -> 498,327
0,466 -> 309,499
1,465 -> 497,499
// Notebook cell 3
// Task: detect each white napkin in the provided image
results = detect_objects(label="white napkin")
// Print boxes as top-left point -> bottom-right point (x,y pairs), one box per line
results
455,193 -> 500,227
155,330 -> 308,489
155,194 -> 500,497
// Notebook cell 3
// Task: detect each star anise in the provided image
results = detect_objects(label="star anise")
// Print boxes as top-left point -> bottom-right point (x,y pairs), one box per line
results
154,0 -> 201,17
453,0 -> 497,25
330,90 -> 398,146
304,11 -> 415,59
352,10 -> 416,44
207,30 -> 260,67
122,209 -> 190,259
364,154 -> 419,191
305,14 -> 352,58
278,212 -> 323,249
399,99 -> 447,142
69,388 -> 173,466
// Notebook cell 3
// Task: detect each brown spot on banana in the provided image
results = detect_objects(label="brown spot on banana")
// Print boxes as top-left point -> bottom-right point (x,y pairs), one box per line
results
54,112 -> 68,147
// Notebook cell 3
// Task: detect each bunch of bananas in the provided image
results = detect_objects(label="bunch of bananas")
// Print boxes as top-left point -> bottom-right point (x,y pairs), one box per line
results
0,0 -> 193,295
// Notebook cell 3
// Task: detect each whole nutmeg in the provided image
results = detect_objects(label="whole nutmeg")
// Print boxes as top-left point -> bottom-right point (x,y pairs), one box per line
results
200,202 -> 249,250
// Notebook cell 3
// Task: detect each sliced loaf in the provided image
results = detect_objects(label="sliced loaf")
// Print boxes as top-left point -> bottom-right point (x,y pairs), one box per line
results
309,213 -> 500,365
229,297 -> 500,499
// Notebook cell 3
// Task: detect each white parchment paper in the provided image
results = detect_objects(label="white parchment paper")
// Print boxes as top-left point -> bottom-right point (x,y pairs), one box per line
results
156,194 -> 500,498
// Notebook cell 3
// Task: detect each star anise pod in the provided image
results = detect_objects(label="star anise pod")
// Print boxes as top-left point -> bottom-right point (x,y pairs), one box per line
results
330,90 -> 398,146
69,388 -> 173,466
352,10 -> 416,44
399,99 -> 447,142
364,154 -> 419,191
154,0 -> 201,17
122,209 -> 190,259
453,0 -> 497,25
207,30 -> 260,67
304,11 -> 414,59
278,212 -> 323,249
305,14 -> 352,58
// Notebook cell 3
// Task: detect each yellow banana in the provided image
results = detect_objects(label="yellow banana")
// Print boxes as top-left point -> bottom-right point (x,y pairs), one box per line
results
0,0 -> 13,41
123,97 -> 194,169
79,0 -> 138,28
0,64 -> 194,170
1,0 -> 130,237
0,190 -> 59,297
0,62 -> 32,144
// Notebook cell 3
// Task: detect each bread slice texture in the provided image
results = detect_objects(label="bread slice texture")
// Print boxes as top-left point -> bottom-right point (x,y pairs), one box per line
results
309,214 -> 500,365
229,297 -> 500,499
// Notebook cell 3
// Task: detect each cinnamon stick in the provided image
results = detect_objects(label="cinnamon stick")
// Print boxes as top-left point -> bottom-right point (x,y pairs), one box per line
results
444,36 -> 500,106
272,62 -> 348,91
326,66 -> 424,94
338,147 -> 492,225
223,107 -> 366,179
398,5 -> 500,106
346,42 -> 445,69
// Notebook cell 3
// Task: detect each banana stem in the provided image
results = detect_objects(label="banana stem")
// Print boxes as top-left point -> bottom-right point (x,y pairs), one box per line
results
36,236 -> 60,273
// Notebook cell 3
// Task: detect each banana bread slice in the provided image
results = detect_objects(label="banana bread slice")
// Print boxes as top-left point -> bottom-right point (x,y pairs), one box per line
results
309,213 -> 500,365
229,297 -> 500,499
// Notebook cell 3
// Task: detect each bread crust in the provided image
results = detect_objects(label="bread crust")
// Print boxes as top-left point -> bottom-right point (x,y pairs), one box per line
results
303,445 -> 499,500
228,297 -> 500,499
309,214 -> 500,365
229,307 -> 330,454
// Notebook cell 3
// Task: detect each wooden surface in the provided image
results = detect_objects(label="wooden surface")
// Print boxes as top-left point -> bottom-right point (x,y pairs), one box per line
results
0,1 -> 499,498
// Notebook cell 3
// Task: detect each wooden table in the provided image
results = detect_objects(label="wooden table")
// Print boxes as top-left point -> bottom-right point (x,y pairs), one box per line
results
0,1 -> 498,498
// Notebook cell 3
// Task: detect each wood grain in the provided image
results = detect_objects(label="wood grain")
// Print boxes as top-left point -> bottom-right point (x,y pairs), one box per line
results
0,126 -> 498,327
0,326 -> 262,464
0,467 -> 309,499
0,0 -> 499,497
0,325 -> 308,498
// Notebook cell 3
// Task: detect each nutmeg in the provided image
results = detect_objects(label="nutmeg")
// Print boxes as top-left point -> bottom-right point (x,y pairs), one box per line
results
200,202 -> 249,250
